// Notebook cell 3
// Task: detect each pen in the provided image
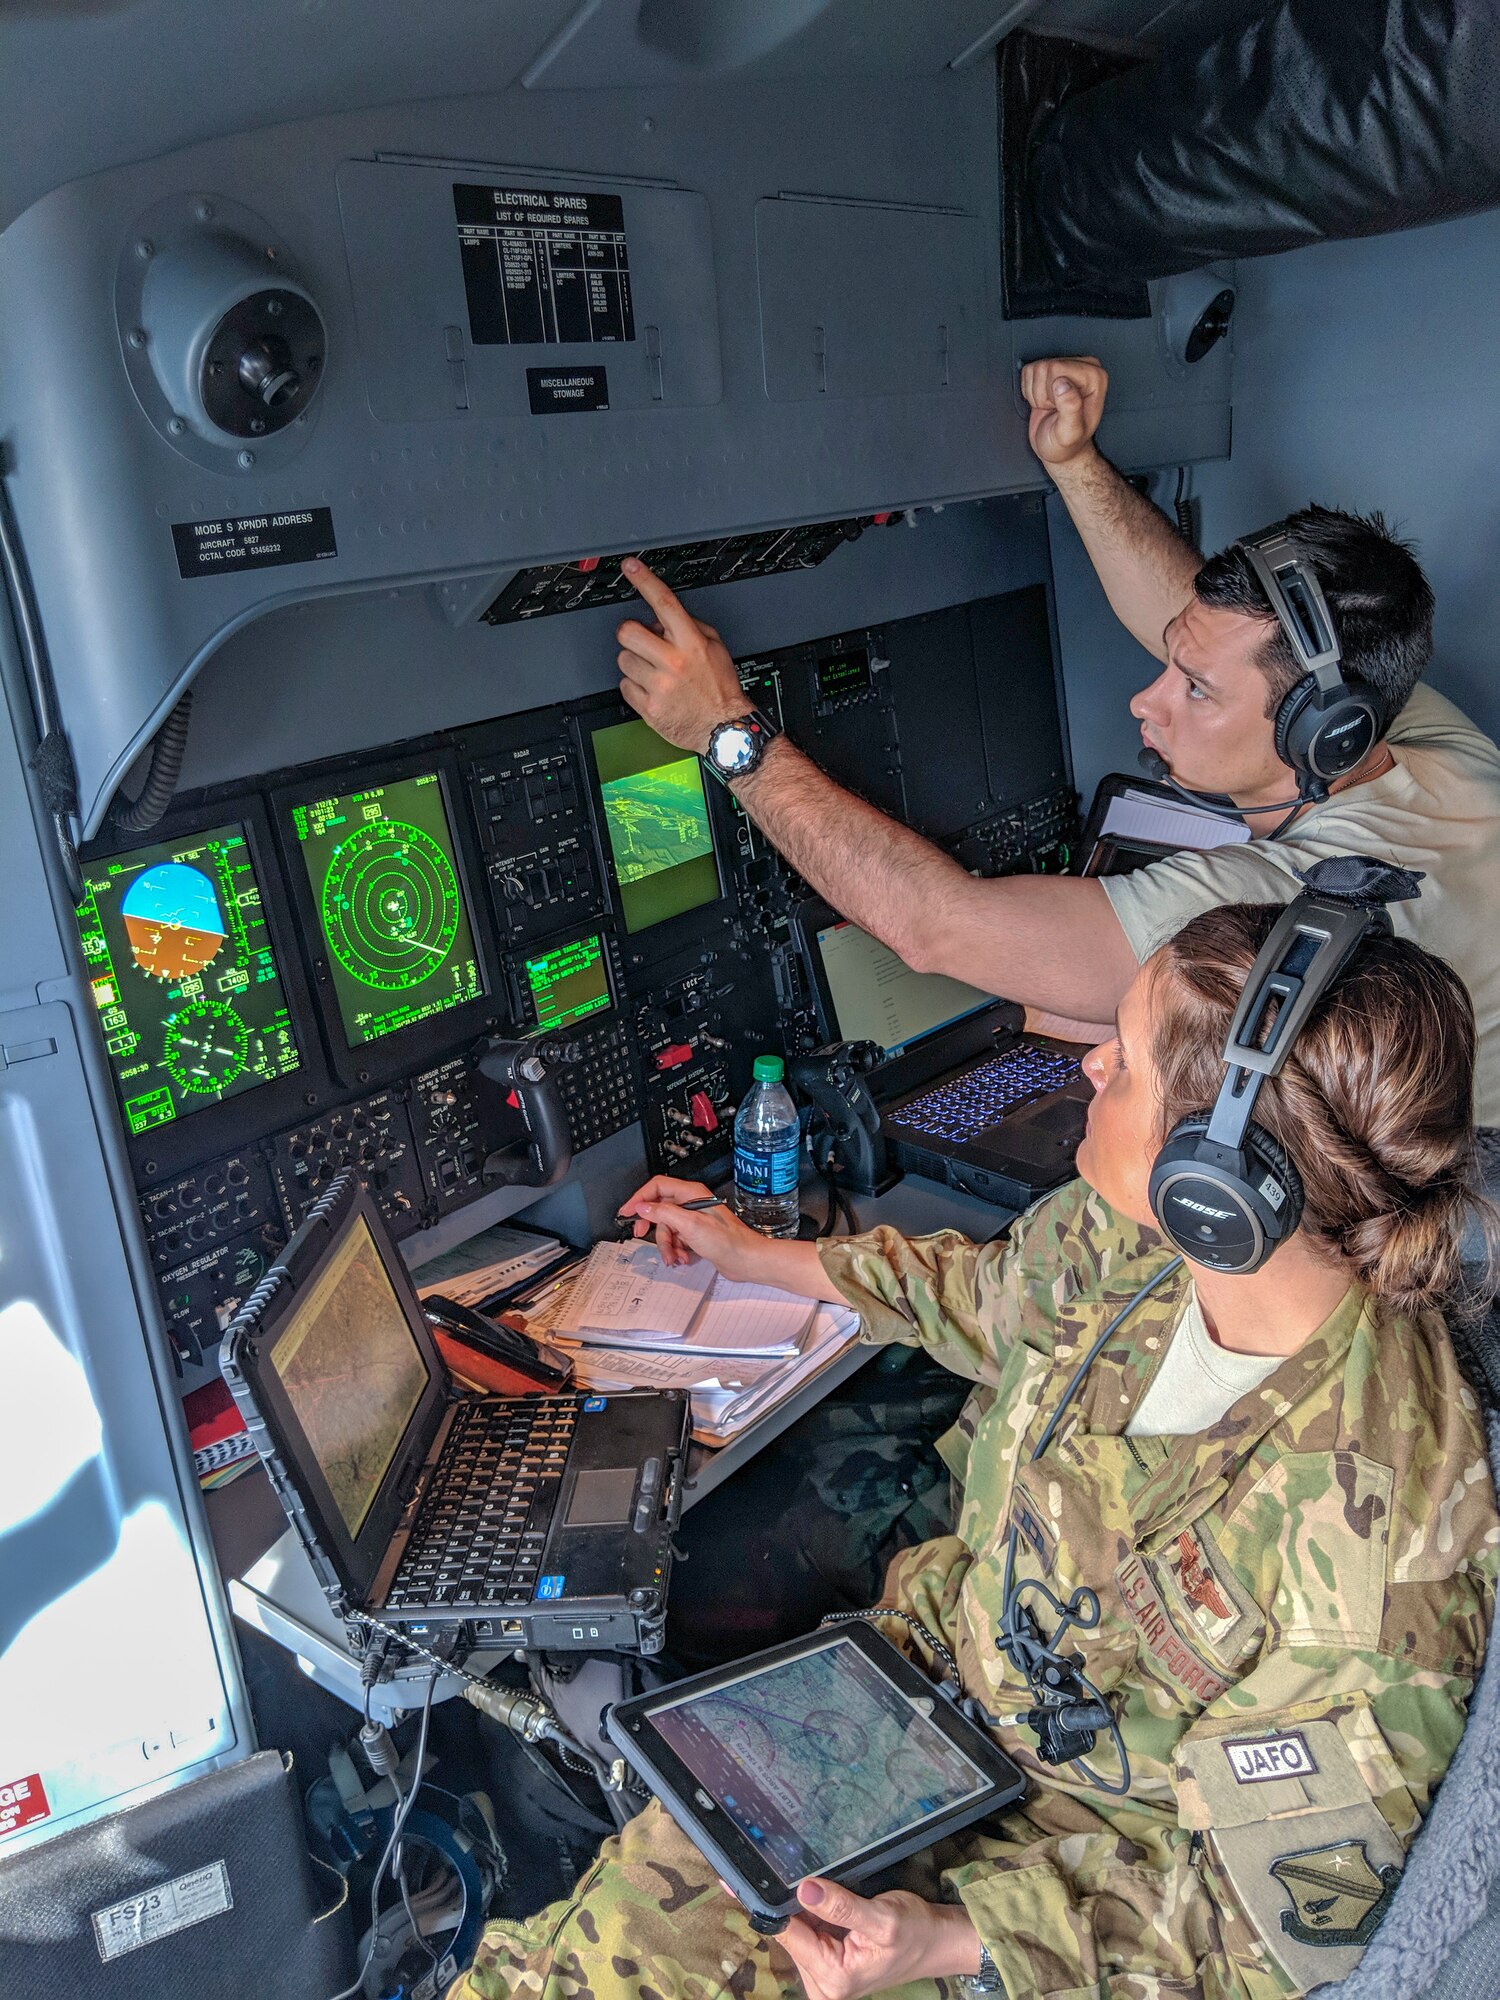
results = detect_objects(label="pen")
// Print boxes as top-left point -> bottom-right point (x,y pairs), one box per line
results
614,1195 -> 729,1226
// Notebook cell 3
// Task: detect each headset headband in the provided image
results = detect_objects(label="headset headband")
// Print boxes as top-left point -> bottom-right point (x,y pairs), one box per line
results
1203,857 -> 1423,1153
1240,529 -> 1344,695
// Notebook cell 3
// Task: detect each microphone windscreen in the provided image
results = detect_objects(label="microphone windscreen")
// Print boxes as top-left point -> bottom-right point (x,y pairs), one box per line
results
1137,747 -> 1170,782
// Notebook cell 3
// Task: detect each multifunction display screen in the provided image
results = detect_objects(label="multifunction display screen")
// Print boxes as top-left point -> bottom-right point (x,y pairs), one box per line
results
525,933 -> 612,1034
592,719 -> 721,934
815,647 -> 871,701
76,822 -> 300,1137
290,773 -> 482,1048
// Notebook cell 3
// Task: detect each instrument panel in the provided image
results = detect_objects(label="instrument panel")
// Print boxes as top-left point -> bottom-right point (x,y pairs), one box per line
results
77,582 -> 1076,1391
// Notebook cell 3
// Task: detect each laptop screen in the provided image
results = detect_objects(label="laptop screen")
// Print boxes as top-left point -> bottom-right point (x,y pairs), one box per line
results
814,918 -> 993,1060
268,1211 -> 430,1538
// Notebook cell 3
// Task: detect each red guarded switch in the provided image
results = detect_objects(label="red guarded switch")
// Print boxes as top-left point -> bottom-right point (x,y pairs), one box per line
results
655,1043 -> 694,1072
688,1090 -> 719,1135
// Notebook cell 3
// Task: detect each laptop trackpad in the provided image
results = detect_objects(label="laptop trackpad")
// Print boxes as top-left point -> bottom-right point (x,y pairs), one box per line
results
564,1465 -> 638,1527
988,1091 -> 1086,1168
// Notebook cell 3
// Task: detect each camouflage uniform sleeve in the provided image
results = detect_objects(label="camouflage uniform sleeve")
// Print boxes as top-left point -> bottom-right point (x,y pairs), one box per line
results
815,1179 -> 1101,1384
948,1645 -> 1482,2000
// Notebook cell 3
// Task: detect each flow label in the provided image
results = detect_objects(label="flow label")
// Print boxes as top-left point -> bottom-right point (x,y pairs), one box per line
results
527,366 -> 610,414
172,508 -> 338,580
0,1772 -> 50,1839
92,1860 -> 233,1961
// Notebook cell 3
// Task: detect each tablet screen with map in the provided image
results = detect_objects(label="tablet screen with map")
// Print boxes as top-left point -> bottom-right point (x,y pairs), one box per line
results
591,717 -> 721,933
608,1625 -> 1023,1919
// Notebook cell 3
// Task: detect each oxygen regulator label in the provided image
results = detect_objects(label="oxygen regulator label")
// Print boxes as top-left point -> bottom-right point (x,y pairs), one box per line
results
172,508 -> 338,580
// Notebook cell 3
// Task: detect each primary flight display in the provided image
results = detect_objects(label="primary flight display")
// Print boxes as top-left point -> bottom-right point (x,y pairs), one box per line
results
289,772 -> 482,1047
75,821 -> 301,1136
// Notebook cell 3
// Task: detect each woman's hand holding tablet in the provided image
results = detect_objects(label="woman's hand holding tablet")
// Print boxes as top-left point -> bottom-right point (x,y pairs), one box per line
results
605,1623 -> 1025,1934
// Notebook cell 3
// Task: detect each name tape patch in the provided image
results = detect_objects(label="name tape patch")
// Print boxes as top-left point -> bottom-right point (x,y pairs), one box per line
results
1224,1731 -> 1318,1784
0,1772 -> 50,1839
93,1860 -> 233,1962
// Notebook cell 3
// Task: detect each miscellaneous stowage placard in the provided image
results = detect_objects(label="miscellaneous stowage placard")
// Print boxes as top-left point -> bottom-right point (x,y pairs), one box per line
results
172,509 -> 337,580
527,365 -> 610,414
455,184 -> 635,346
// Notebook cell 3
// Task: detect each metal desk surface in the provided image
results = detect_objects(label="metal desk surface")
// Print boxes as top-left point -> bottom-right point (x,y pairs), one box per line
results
225,1171 -> 1014,1717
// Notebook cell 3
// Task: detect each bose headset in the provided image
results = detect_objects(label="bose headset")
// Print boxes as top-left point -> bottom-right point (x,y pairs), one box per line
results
1139,521 -> 1389,823
1147,856 -> 1423,1274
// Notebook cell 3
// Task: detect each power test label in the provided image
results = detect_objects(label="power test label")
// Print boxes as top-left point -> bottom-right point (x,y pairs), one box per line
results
92,1860 -> 233,1962
0,1772 -> 50,1839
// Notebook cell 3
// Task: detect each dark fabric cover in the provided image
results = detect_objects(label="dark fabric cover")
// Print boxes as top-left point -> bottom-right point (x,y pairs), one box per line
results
0,1749 -> 350,2000
1012,2 -> 1500,302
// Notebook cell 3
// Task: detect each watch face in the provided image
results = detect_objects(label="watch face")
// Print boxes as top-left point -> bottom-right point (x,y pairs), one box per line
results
714,724 -> 757,773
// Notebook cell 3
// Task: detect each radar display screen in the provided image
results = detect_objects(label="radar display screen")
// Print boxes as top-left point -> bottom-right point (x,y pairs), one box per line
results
525,932 -> 612,1034
815,647 -> 871,701
75,822 -> 301,1137
592,718 -> 720,934
290,773 -> 482,1048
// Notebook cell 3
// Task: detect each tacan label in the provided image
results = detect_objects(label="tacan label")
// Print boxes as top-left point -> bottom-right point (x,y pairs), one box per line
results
92,1861 -> 233,1961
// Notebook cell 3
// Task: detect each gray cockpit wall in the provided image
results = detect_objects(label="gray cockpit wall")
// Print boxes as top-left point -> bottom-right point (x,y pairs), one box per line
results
0,0 -> 1233,839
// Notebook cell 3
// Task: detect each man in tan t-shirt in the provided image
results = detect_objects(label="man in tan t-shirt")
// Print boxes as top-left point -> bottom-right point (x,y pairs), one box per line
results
605,358 -> 1500,1124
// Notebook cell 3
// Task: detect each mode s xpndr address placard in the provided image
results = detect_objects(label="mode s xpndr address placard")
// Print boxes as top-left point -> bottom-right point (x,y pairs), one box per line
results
76,824 -> 301,1137
290,773 -> 482,1049
455,184 -> 635,347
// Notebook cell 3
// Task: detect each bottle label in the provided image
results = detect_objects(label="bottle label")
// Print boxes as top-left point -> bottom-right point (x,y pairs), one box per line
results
734,1141 -> 799,1197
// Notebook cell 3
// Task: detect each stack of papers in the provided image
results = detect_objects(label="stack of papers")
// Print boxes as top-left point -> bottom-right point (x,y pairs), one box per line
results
411,1223 -> 568,1307
1099,787 -> 1250,852
547,1239 -> 818,1355
524,1239 -> 861,1441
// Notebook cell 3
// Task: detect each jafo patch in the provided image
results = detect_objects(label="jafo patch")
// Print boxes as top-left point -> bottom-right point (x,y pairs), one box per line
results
0,1772 -> 51,1838
1224,1731 -> 1319,1784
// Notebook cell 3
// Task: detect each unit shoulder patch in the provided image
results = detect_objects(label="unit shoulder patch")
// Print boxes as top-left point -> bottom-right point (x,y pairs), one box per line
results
1269,1839 -> 1399,1948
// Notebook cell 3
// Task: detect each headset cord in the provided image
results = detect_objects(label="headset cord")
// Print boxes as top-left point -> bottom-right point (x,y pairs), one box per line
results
817,1608 -> 961,1690
995,1256 -> 1184,1799
327,1665 -> 440,2000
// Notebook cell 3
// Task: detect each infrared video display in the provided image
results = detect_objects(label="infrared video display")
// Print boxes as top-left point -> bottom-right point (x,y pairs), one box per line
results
592,718 -> 720,934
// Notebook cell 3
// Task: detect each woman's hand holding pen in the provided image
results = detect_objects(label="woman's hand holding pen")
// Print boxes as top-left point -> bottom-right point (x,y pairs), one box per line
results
617,1177 -> 768,1277
618,1177 -> 848,1304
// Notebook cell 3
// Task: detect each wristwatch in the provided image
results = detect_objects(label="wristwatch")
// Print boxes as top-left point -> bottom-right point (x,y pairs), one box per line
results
702,709 -> 780,785
959,1942 -> 1006,1995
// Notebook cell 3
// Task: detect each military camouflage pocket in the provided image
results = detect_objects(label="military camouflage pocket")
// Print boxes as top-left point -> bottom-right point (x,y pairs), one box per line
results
1173,1694 -> 1418,1993
1116,1524 -> 1265,1708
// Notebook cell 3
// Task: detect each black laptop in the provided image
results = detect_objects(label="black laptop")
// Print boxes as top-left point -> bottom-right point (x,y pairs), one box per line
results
793,898 -> 1091,1209
220,1169 -> 688,1655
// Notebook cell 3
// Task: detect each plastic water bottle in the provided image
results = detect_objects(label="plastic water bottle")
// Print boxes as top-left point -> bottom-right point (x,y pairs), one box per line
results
733,1055 -> 801,1237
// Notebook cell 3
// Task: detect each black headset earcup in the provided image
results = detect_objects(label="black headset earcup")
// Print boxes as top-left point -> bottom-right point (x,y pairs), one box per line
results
1274,674 -> 1386,786
1148,1114 -> 1303,1273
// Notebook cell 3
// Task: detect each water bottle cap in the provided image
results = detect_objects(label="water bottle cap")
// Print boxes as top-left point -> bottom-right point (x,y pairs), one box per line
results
752,1054 -> 785,1082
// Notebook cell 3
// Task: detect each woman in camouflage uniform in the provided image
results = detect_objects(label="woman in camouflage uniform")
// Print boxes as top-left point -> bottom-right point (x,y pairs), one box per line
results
449,904 -> 1499,2000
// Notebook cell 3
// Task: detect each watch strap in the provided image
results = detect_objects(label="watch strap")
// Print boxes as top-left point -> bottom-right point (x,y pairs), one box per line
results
960,1941 -> 1005,1995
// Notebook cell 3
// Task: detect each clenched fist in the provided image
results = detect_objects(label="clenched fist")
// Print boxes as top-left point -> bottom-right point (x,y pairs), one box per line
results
1020,355 -> 1109,470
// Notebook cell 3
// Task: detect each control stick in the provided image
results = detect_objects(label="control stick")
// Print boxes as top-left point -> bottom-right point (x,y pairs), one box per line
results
476,1036 -> 573,1188
789,1039 -> 893,1197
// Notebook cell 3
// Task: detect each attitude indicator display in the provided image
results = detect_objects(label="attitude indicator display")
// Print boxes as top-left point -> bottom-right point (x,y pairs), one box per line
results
291,772 -> 482,1047
76,823 -> 301,1136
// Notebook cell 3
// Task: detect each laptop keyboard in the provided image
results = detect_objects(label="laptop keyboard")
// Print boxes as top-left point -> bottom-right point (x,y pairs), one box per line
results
892,1044 -> 1081,1145
385,1395 -> 579,1611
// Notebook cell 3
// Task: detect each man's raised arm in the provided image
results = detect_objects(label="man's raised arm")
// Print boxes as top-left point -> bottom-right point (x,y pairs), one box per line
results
1021,356 -> 1201,661
613,560 -> 1139,1026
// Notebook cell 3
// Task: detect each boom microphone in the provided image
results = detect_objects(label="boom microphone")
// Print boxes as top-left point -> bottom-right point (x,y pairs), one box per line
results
1135,747 -> 1303,820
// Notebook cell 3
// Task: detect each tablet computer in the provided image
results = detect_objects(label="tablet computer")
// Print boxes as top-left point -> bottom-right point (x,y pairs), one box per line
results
605,1623 -> 1026,1930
